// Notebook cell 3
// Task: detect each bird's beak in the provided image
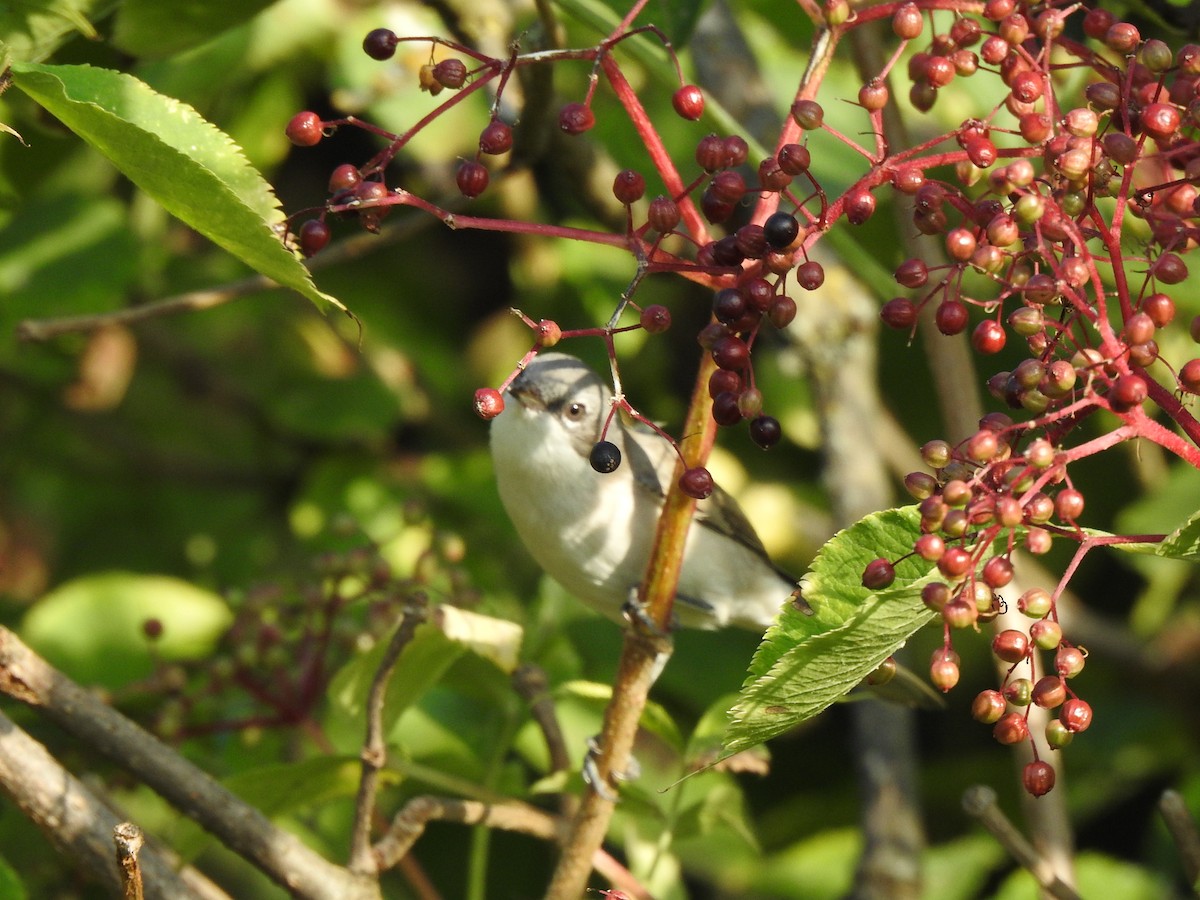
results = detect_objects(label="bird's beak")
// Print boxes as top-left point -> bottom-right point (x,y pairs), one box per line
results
506,370 -> 545,411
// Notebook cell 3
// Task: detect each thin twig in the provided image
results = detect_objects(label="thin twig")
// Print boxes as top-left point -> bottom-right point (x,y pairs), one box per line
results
349,601 -> 431,874
113,822 -> 145,900
15,212 -> 432,342
1159,789 -> 1200,886
512,664 -> 576,817
962,785 -> 1082,900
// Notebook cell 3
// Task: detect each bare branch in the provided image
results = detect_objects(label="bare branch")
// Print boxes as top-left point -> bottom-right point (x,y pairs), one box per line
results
963,785 -> 1082,900
349,601 -> 431,874
0,626 -> 381,900
1159,789 -> 1200,885
0,709 -> 207,899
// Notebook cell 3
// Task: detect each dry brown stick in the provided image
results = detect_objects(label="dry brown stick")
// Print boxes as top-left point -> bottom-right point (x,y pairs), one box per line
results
512,663 -> 576,818
0,709 -> 207,899
0,626 -> 381,900
349,602 -> 430,874
1159,789 -> 1200,887
114,822 -> 146,900
963,785 -> 1082,900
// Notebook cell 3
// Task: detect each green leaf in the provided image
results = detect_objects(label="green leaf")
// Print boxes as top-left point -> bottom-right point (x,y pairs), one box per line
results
0,0 -> 105,63
0,852 -> 27,900
1156,507 -> 1200,561
221,756 -> 369,816
329,606 -> 522,734
655,0 -> 708,47
8,62 -> 345,314
20,573 -> 232,688
725,507 -> 948,754
112,0 -> 275,58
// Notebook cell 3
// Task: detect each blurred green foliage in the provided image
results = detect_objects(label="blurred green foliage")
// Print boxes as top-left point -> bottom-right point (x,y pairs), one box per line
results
0,0 -> 1197,898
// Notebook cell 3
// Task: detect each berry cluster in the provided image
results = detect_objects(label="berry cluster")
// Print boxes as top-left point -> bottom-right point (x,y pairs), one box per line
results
281,1 -> 1200,798
136,531 -> 469,740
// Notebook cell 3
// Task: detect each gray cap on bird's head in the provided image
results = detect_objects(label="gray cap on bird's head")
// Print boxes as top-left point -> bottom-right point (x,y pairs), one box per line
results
503,353 -> 613,458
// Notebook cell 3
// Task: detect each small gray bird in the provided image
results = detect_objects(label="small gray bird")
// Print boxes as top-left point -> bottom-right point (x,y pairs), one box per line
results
489,352 -> 797,631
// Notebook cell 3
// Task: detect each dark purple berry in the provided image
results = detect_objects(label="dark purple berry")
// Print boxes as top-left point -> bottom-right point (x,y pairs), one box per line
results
749,415 -> 782,449
298,219 -> 331,257
679,466 -> 715,499
589,441 -> 621,473
479,120 -> 513,155
363,28 -> 399,60
559,102 -> 595,135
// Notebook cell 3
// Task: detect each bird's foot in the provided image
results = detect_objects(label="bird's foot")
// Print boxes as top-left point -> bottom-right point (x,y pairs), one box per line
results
582,735 -> 641,802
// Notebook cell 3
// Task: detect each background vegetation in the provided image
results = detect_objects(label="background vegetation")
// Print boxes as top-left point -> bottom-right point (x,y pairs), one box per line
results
0,0 -> 1198,897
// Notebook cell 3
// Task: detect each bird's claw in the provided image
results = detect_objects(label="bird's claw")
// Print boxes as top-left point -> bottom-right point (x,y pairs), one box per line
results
583,736 -> 640,802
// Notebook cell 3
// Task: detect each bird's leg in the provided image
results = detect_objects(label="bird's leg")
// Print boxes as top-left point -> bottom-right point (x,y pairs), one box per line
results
581,735 -> 642,801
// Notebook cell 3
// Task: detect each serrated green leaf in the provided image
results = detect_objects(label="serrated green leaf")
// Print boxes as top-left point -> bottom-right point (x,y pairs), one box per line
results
20,572 -> 232,688
113,0 -> 275,58
9,62 -> 345,314
725,507 -> 952,754
1156,507 -> 1200,561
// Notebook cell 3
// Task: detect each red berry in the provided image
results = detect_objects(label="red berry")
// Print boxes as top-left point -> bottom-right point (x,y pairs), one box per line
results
328,164 -> 361,194
993,711 -> 1030,745
972,689 -> 1006,723
1141,102 -> 1182,140
297,219 -> 331,257
1180,359 -> 1200,393
1032,675 -> 1067,709
861,558 -> 896,590
777,144 -> 811,175
1060,698 -> 1093,732
723,135 -> 749,167
982,555 -> 1014,588
895,258 -> 928,288
846,189 -> 877,225
991,629 -> 1029,664
286,111 -> 324,147
710,170 -> 747,203
972,319 -> 1006,354
930,658 -> 960,692
559,102 -> 595,135
1109,374 -> 1148,412
456,161 -> 489,198
612,169 -> 646,204
672,84 -> 705,120
892,2 -> 923,39
479,120 -> 513,155
1055,645 -> 1086,678
859,80 -> 889,111
640,304 -> 671,334
880,297 -> 917,330
935,300 -> 968,335
474,387 -> 505,420
1023,760 -> 1056,797
696,134 -> 725,172
647,196 -> 681,233
679,466 -> 714,499
768,294 -> 797,329
433,59 -> 468,89
796,260 -> 825,291
362,28 -> 399,60
712,335 -> 750,370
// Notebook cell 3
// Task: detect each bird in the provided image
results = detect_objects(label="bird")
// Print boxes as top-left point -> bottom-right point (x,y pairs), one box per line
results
489,352 -> 797,632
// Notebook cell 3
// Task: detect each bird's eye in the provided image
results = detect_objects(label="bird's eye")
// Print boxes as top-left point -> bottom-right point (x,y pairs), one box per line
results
564,401 -> 587,421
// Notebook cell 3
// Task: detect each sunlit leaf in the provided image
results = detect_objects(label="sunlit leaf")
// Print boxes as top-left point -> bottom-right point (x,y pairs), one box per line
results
20,573 -> 232,687
726,507 -> 947,754
9,62 -> 346,314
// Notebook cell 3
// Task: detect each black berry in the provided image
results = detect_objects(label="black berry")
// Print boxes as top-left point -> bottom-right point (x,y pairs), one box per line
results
363,28 -> 399,60
763,211 -> 800,249
590,441 -> 621,473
